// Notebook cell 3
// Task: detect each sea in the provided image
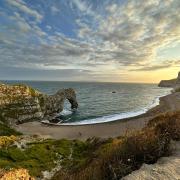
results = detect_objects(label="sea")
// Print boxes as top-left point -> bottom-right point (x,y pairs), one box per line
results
3,81 -> 172,125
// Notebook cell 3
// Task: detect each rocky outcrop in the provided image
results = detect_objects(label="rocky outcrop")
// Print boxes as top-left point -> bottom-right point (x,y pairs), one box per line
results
123,141 -> 180,180
158,79 -> 177,87
0,83 -> 78,124
176,72 -> 180,87
158,72 -> 180,88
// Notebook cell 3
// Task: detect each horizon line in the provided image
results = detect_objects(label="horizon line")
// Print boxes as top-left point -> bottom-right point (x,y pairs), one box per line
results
0,79 -> 158,84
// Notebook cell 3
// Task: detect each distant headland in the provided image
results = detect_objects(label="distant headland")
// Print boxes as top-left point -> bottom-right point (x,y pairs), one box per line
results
158,72 -> 180,88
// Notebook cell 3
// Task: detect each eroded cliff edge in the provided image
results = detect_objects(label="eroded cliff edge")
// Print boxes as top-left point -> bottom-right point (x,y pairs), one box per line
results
158,71 -> 180,88
0,83 -> 78,125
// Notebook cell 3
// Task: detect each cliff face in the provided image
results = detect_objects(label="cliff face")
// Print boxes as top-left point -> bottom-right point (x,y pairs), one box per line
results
177,72 -> 180,85
158,72 -> 180,88
158,79 -> 177,87
0,83 -> 78,124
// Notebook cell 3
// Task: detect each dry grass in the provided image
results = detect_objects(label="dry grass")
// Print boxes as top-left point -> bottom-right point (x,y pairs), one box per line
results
0,168 -> 35,180
52,111 -> 180,180
0,135 -> 17,147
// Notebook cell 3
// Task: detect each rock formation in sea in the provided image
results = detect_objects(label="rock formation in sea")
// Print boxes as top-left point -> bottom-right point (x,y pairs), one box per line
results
158,71 -> 180,88
0,83 -> 78,124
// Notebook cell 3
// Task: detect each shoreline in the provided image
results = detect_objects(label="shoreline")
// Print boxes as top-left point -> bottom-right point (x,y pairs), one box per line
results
42,88 -> 172,126
14,91 -> 180,140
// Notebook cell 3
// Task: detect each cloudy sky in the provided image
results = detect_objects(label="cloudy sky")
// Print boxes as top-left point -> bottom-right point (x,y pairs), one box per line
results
0,0 -> 180,82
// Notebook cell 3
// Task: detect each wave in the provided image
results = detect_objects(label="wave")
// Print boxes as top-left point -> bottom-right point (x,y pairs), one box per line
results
42,88 -> 172,126
58,109 -> 72,116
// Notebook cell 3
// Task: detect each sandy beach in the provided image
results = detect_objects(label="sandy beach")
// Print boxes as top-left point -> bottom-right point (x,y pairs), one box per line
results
14,92 -> 180,140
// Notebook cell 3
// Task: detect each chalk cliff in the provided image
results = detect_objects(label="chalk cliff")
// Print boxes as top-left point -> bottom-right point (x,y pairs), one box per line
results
158,72 -> 180,88
0,83 -> 78,124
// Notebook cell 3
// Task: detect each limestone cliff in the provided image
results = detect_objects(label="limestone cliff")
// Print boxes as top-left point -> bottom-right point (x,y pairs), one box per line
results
0,83 -> 78,124
158,72 -> 180,88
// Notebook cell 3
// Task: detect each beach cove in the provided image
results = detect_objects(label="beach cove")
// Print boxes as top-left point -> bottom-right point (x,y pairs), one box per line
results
14,90 -> 180,140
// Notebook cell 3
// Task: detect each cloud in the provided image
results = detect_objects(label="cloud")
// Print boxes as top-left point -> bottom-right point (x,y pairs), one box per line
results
0,67 -> 95,81
130,59 -> 180,71
46,25 -> 52,31
95,0 -> 180,64
130,64 -> 171,71
0,0 -> 180,81
71,0 -> 92,14
51,6 -> 60,15
71,0 -> 180,70
6,0 -> 43,22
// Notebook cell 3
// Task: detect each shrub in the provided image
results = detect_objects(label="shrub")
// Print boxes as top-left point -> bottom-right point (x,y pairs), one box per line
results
52,111 -> 180,180
174,87 -> 180,92
0,123 -> 22,136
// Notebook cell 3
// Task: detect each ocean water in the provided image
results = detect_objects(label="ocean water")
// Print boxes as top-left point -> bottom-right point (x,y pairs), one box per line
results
3,81 -> 171,125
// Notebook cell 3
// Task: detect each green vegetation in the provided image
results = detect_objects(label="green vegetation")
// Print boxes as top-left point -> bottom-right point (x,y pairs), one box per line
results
28,86 -> 39,97
9,84 -> 39,95
52,111 -> 180,180
0,108 -> 22,136
0,112 -> 179,179
175,87 -> 180,92
0,123 -> 22,136
0,138 -> 105,178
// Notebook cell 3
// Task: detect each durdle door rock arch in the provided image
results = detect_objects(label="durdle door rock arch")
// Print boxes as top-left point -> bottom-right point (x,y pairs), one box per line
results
44,88 -> 78,117
0,83 -> 78,124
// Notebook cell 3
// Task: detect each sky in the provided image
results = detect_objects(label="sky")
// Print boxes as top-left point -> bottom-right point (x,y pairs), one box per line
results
0,0 -> 180,83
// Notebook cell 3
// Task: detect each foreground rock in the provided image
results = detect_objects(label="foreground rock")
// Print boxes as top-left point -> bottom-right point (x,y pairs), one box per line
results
0,83 -> 78,124
159,72 -> 180,88
123,141 -> 180,180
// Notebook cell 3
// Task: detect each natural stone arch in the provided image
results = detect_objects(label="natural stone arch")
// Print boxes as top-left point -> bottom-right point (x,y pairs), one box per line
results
64,88 -> 78,109
44,88 -> 78,116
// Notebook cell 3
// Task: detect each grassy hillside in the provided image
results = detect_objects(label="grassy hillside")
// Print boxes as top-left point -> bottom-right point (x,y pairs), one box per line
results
0,137 -> 108,178
0,111 -> 179,179
53,111 -> 180,180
